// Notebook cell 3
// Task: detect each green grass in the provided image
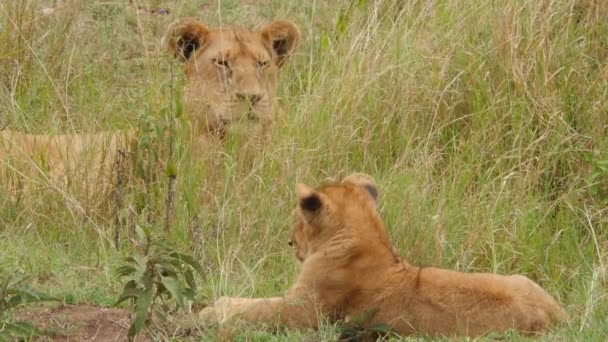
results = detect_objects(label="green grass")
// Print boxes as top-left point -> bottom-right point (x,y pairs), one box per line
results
1,0 -> 607,340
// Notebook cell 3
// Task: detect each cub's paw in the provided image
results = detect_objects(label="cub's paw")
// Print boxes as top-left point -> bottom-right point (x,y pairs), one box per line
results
198,297 -> 248,324
198,305 -> 220,323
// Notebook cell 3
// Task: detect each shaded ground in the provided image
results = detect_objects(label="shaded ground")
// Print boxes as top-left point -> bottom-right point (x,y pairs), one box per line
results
18,304 -> 142,341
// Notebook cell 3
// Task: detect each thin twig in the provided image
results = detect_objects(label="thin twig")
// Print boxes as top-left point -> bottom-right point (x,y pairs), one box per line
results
164,63 -> 177,234
164,174 -> 176,233
114,149 -> 125,250
145,146 -> 153,225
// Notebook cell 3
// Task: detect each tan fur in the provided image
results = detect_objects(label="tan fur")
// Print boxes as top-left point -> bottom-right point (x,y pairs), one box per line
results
163,19 -> 300,138
200,173 -> 568,337
1,19 -> 299,199
0,129 -> 134,198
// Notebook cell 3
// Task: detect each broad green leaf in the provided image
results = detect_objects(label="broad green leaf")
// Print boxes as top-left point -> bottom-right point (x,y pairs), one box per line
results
6,286 -> 58,310
155,264 -> 178,278
129,285 -> 153,338
159,256 -> 182,268
132,255 -> 149,279
182,287 -> 196,301
140,271 -> 153,289
160,276 -> 184,309
115,265 -> 136,277
0,321 -> 44,339
6,274 -> 30,289
184,269 -> 196,291
114,287 -> 141,307
127,322 -> 137,340
6,294 -> 26,309
169,252 -> 204,275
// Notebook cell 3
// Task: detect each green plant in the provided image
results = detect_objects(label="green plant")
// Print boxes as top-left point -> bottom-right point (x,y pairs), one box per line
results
0,271 -> 58,341
115,225 -> 204,341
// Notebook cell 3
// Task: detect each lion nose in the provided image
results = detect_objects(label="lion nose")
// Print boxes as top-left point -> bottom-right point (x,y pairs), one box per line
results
236,93 -> 262,106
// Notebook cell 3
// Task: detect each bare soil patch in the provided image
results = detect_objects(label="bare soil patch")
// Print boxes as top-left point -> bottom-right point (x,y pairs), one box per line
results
18,304 -> 147,341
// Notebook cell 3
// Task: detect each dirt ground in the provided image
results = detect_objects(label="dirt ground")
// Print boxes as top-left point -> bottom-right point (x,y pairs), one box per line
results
18,304 -> 142,341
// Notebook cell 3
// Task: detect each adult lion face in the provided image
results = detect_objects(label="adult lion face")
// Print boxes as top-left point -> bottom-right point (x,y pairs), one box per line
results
164,19 -> 300,138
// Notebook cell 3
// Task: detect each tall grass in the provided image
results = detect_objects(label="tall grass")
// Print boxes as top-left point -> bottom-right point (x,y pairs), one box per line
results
1,0 -> 607,339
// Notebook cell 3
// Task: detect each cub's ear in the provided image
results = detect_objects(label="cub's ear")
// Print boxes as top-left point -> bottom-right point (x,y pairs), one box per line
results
342,173 -> 378,201
163,19 -> 209,61
261,20 -> 300,68
296,183 -> 323,213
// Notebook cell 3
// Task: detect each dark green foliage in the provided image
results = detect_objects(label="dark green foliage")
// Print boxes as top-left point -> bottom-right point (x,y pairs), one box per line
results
115,225 -> 203,341
0,271 -> 58,341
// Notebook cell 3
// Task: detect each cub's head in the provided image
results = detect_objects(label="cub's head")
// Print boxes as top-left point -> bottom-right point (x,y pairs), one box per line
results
289,173 -> 383,263
163,19 -> 300,137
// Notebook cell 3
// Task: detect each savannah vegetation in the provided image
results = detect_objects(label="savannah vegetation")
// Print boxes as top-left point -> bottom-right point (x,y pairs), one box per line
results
1,0 -> 607,340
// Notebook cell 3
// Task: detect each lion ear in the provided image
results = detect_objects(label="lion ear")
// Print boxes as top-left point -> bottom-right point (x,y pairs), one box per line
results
342,173 -> 378,201
261,20 -> 300,68
163,19 -> 210,61
296,183 -> 323,214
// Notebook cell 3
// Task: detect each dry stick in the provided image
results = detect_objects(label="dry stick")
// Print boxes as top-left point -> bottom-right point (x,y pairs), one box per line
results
114,149 -> 126,250
164,174 -> 176,233
145,147 -> 153,225
164,64 -> 177,234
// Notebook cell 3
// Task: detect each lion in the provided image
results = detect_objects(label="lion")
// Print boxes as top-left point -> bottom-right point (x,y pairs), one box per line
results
1,19 -> 300,203
199,173 -> 568,337
0,129 -> 132,204
163,19 -> 300,140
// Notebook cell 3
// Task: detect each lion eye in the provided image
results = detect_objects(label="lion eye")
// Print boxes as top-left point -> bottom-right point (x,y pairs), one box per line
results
257,60 -> 269,69
213,58 -> 230,68
288,239 -> 293,247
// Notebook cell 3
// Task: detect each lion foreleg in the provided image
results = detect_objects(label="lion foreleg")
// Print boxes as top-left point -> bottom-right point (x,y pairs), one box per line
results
199,295 -> 321,329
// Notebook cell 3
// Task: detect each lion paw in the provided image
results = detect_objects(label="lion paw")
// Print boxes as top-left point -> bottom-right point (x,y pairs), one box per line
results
198,297 -> 248,324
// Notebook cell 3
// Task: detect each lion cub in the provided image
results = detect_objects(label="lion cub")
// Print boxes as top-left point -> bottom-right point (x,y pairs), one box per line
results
200,173 -> 568,337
